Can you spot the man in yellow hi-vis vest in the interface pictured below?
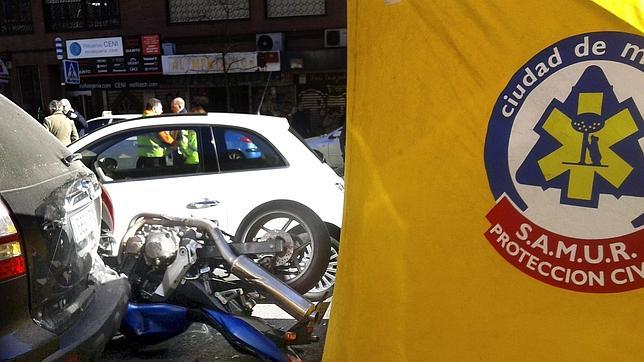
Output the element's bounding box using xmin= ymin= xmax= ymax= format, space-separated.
xmin=137 ymin=98 xmax=176 ymax=168
xmin=178 ymin=129 xmax=199 ymax=165
xmin=325 ymin=1 xmax=642 ymax=361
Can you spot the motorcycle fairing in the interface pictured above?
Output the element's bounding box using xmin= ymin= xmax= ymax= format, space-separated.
xmin=202 ymin=308 xmax=288 ymax=362
xmin=119 ymin=302 xmax=288 ymax=362
xmin=120 ymin=302 xmax=190 ymax=345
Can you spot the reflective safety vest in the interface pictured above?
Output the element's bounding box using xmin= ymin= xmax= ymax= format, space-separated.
xmin=179 ymin=130 xmax=199 ymax=165
xmin=137 ymin=134 xmax=166 ymax=157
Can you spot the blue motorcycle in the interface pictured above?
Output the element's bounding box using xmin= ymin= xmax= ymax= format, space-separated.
xmin=106 ymin=213 xmax=329 ymax=361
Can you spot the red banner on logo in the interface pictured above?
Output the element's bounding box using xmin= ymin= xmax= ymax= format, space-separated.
xmin=142 ymin=35 xmax=160 ymax=56
xmin=485 ymin=196 xmax=643 ymax=293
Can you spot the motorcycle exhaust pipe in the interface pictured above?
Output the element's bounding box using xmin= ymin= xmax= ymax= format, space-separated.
xmin=123 ymin=214 xmax=316 ymax=321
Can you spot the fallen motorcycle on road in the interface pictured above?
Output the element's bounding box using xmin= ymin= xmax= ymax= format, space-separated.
xmin=101 ymin=213 xmax=329 ymax=361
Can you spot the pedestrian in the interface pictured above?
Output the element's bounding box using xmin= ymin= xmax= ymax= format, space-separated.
xmin=60 ymin=98 xmax=88 ymax=136
xmin=143 ymin=97 xmax=163 ymax=117
xmin=322 ymin=107 xmax=340 ymax=134
xmin=43 ymin=100 xmax=79 ymax=146
xmin=191 ymin=105 xmax=207 ymax=114
xmin=261 ymin=96 xmax=278 ymax=116
xmin=289 ymin=102 xmax=311 ymax=138
xmin=170 ymin=97 xmax=188 ymax=114
xmin=136 ymin=98 xmax=176 ymax=168
xmin=309 ymin=100 xmax=325 ymax=136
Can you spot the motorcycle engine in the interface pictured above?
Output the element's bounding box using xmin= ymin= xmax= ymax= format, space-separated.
xmin=143 ymin=230 xmax=180 ymax=266
xmin=121 ymin=224 xmax=197 ymax=300
xmin=122 ymin=224 xmax=184 ymax=268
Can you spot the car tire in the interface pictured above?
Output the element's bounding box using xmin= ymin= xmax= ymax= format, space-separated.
xmin=304 ymin=236 xmax=339 ymax=301
xmin=228 ymin=151 xmax=244 ymax=160
xmin=234 ymin=200 xmax=331 ymax=294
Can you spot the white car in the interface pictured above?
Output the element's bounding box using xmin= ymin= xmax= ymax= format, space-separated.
xmin=85 ymin=114 xmax=140 ymax=135
xmin=69 ymin=113 xmax=342 ymax=299
xmin=305 ymin=127 xmax=344 ymax=174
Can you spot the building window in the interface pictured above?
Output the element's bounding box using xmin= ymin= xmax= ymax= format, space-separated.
xmin=266 ymin=0 xmax=325 ymax=18
xmin=168 ymin=0 xmax=250 ymax=23
xmin=0 ymin=0 xmax=33 ymax=34
xmin=43 ymin=0 xmax=120 ymax=32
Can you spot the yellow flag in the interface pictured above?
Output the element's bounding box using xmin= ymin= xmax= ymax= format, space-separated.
xmin=325 ymin=1 xmax=643 ymax=361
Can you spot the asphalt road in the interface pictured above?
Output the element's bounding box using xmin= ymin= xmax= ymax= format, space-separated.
xmin=100 ymin=303 xmax=330 ymax=361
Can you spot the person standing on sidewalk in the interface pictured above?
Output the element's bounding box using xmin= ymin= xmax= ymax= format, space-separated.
xmin=60 ymin=98 xmax=88 ymax=136
xmin=43 ymin=100 xmax=79 ymax=146
xmin=290 ymin=102 xmax=311 ymax=138
xmin=170 ymin=97 xmax=188 ymax=114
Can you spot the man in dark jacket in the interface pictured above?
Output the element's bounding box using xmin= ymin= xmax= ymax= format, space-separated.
xmin=171 ymin=97 xmax=188 ymax=114
xmin=60 ymin=98 xmax=88 ymax=136
xmin=290 ymin=102 xmax=311 ymax=138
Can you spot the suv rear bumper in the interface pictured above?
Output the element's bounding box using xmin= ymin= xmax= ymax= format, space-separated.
xmin=45 ymin=278 xmax=131 ymax=361
xmin=0 ymin=278 xmax=130 ymax=361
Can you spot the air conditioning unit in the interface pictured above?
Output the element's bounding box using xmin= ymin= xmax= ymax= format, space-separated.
xmin=325 ymin=28 xmax=347 ymax=48
xmin=256 ymin=33 xmax=284 ymax=52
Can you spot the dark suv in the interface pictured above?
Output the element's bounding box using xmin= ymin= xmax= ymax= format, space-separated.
xmin=0 ymin=95 xmax=129 ymax=360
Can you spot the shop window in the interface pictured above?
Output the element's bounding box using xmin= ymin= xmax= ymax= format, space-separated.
xmin=168 ymin=0 xmax=249 ymax=23
xmin=18 ymin=65 xmax=42 ymax=120
xmin=43 ymin=0 xmax=120 ymax=32
xmin=0 ymin=0 xmax=33 ymax=34
xmin=266 ymin=0 xmax=325 ymax=18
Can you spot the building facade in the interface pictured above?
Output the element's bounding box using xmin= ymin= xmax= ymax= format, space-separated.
xmin=0 ymin=0 xmax=346 ymax=133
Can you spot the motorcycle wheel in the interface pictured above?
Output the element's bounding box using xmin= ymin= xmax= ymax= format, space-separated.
xmin=234 ymin=200 xmax=331 ymax=294
xmin=304 ymin=236 xmax=339 ymax=301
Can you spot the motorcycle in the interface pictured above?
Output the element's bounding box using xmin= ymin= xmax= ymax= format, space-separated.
xmin=102 ymin=212 xmax=329 ymax=361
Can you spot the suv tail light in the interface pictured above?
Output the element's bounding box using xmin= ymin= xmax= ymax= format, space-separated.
xmin=100 ymin=184 xmax=114 ymax=227
xmin=0 ymin=199 xmax=26 ymax=281
xmin=240 ymin=136 xmax=252 ymax=143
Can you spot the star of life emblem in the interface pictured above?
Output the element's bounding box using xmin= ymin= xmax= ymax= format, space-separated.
xmin=483 ymin=32 xmax=643 ymax=293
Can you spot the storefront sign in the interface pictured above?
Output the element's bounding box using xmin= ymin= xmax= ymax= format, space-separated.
xmin=142 ymin=35 xmax=161 ymax=55
xmin=77 ymin=35 xmax=162 ymax=77
xmin=162 ymin=51 xmax=280 ymax=75
xmin=66 ymin=36 xmax=124 ymax=59
xmin=73 ymin=78 xmax=161 ymax=90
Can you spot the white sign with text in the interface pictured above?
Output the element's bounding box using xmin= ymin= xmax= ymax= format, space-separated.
xmin=66 ymin=37 xmax=124 ymax=59
xmin=162 ymin=51 xmax=280 ymax=75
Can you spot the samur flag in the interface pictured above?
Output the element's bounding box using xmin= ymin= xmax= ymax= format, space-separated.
xmin=324 ymin=1 xmax=643 ymax=361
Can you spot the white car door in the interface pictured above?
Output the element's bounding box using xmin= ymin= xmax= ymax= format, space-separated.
xmin=103 ymin=174 xmax=229 ymax=242
xmin=80 ymin=126 xmax=229 ymax=242
xmin=199 ymin=125 xmax=303 ymax=235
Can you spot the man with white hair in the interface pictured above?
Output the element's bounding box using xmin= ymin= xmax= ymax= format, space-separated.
xmin=60 ymin=98 xmax=88 ymax=136
xmin=43 ymin=100 xmax=79 ymax=145
xmin=170 ymin=97 xmax=188 ymax=114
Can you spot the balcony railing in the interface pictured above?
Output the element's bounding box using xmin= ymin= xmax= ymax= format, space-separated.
xmin=266 ymin=0 xmax=325 ymax=18
xmin=168 ymin=0 xmax=250 ymax=23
